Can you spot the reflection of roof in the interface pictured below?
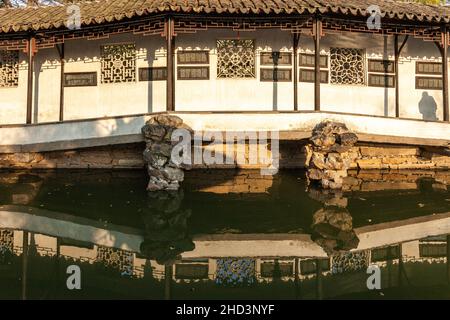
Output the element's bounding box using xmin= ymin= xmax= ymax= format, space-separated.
xmin=1 ymin=0 xmax=450 ymax=34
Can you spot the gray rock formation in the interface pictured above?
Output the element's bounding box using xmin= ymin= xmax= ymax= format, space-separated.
xmin=142 ymin=115 xmax=191 ymax=191
xmin=305 ymin=121 xmax=358 ymax=189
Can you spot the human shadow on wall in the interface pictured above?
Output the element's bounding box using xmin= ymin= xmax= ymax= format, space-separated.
xmin=418 ymin=91 xmax=438 ymax=121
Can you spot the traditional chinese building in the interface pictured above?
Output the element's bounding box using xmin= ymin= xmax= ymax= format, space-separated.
xmin=0 ymin=0 xmax=449 ymax=169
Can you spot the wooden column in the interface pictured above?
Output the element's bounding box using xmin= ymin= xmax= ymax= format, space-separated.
xmin=56 ymin=43 xmax=65 ymax=122
xmin=394 ymin=35 xmax=408 ymax=118
xmin=447 ymin=235 xmax=450 ymax=284
xmin=314 ymin=18 xmax=322 ymax=111
xmin=26 ymin=36 xmax=36 ymax=124
xmin=293 ymin=34 xmax=300 ymax=111
xmin=22 ymin=231 xmax=29 ymax=300
xmin=166 ymin=17 xmax=175 ymax=112
xmin=164 ymin=264 xmax=173 ymax=300
xmin=394 ymin=35 xmax=400 ymax=118
xmin=442 ymin=27 xmax=449 ymax=122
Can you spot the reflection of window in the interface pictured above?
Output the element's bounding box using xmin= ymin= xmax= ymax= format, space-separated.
xmin=217 ymin=39 xmax=255 ymax=78
xmin=96 ymin=246 xmax=134 ymax=274
xmin=330 ymin=48 xmax=365 ymax=85
xmin=419 ymin=243 xmax=447 ymax=257
xmin=299 ymin=53 xmax=329 ymax=83
xmin=101 ymin=43 xmax=136 ymax=83
xmin=368 ymin=60 xmax=395 ymax=88
xmin=260 ymin=261 xmax=293 ymax=277
xmin=371 ymin=245 xmax=400 ymax=262
xmin=0 ymin=50 xmax=19 ymax=88
xmin=175 ymin=263 xmax=209 ymax=279
xmin=416 ymin=61 xmax=443 ymax=90
xmin=300 ymin=258 xmax=330 ymax=275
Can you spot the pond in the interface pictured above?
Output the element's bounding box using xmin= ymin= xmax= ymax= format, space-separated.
xmin=0 ymin=169 xmax=449 ymax=299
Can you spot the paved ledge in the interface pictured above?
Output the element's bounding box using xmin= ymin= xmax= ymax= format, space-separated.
xmin=0 ymin=112 xmax=448 ymax=153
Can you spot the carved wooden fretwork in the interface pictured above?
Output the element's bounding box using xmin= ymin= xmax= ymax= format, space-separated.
xmin=217 ymin=39 xmax=255 ymax=79
xmin=330 ymin=47 xmax=365 ymax=85
xmin=101 ymin=43 xmax=136 ymax=83
xmin=0 ymin=50 xmax=19 ymax=87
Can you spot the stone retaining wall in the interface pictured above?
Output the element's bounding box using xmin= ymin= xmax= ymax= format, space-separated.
xmin=0 ymin=141 xmax=448 ymax=171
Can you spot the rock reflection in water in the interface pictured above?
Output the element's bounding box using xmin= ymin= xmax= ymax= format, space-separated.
xmin=308 ymin=187 xmax=359 ymax=256
xmin=140 ymin=189 xmax=195 ymax=266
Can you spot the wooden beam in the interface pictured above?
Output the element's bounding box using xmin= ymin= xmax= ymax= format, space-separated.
xmin=443 ymin=28 xmax=449 ymax=122
xmin=293 ymin=34 xmax=300 ymax=111
xmin=26 ymin=36 xmax=35 ymax=124
xmin=56 ymin=43 xmax=65 ymax=122
xmin=166 ymin=17 xmax=175 ymax=112
xmin=314 ymin=18 xmax=322 ymax=111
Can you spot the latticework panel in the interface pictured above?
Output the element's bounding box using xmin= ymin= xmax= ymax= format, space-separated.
xmin=96 ymin=246 xmax=134 ymax=274
xmin=330 ymin=47 xmax=365 ymax=85
xmin=331 ymin=251 xmax=369 ymax=274
xmin=0 ymin=50 xmax=19 ymax=87
xmin=217 ymin=39 xmax=255 ymax=79
xmin=0 ymin=230 xmax=14 ymax=253
xmin=101 ymin=43 xmax=136 ymax=83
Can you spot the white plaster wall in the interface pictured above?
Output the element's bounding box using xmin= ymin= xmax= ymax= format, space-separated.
xmin=63 ymin=33 xmax=167 ymax=120
xmin=0 ymin=30 xmax=448 ymax=124
xmin=34 ymin=48 xmax=61 ymax=123
xmin=175 ymin=29 xmax=294 ymax=111
xmin=0 ymin=52 xmax=28 ymax=125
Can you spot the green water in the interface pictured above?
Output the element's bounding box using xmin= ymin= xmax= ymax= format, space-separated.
xmin=0 ymin=169 xmax=449 ymax=299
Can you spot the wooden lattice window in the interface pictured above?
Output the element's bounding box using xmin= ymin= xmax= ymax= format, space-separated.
xmin=299 ymin=69 xmax=328 ymax=83
xmin=299 ymin=53 xmax=328 ymax=68
xmin=368 ymin=59 xmax=395 ymax=88
xmin=217 ymin=39 xmax=255 ymax=79
xmin=101 ymin=43 xmax=136 ymax=83
xmin=260 ymin=52 xmax=292 ymax=82
xmin=260 ymin=52 xmax=292 ymax=66
xmin=416 ymin=61 xmax=442 ymax=75
xmin=260 ymin=68 xmax=292 ymax=82
xmin=139 ymin=67 xmax=167 ymax=81
xmin=178 ymin=66 xmax=209 ymax=80
xmin=416 ymin=76 xmax=443 ymax=90
xmin=299 ymin=53 xmax=329 ymax=84
xmin=0 ymin=50 xmax=19 ymax=88
xmin=177 ymin=50 xmax=210 ymax=80
xmin=416 ymin=61 xmax=443 ymax=90
xmin=177 ymin=51 xmax=209 ymax=64
xmin=330 ymin=48 xmax=365 ymax=85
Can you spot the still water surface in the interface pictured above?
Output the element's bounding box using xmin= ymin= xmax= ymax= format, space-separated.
xmin=0 ymin=169 xmax=449 ymax=299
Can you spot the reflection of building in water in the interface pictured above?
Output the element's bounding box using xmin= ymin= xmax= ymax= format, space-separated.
xmin=0 ymin=229 xmax=148 ymax=278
